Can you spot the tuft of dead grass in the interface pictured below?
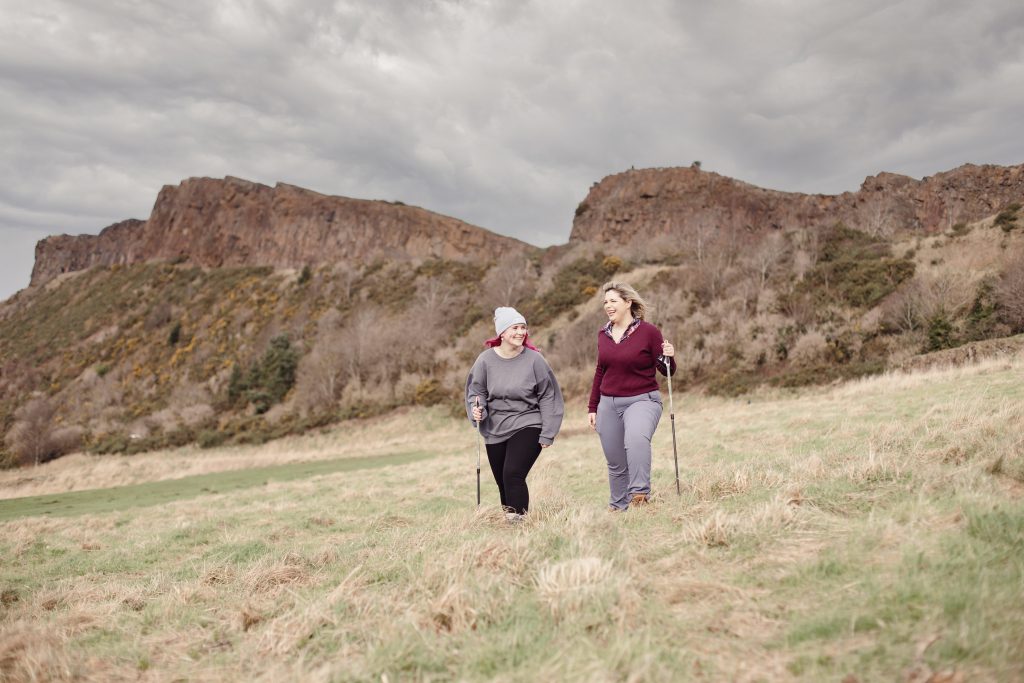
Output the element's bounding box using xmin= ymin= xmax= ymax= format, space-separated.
xmin=0 ymin=626 xmax=76 ymax=683
xmin=536 ymin=557 xmax=617 ymax=618
xmin=243 ymin=560 xmax=311 ymax=594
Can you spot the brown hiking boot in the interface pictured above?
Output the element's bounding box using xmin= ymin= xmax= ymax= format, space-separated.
xmin=629 ymin=493 xmax=649 ymax=507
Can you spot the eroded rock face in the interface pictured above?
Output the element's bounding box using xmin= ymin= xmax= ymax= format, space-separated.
xmin=31 ymin=177 xmax=532 ymax=286
xmin=569 ymin=163 xmax=1024 ymax=246
xmin=30 ymin=164 xmax=1024 ymax=287
xmin=32 ymin=219 xmax=147 ymax=284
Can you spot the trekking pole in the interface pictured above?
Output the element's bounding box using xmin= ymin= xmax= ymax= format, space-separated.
xmin=473 ymin=396 xmax=482 ymax=507
xmin=665 ymin=357 xmax=681 ymax=496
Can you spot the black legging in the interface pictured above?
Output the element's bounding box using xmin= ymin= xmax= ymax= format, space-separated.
xmin=485 ymin=427 xmax=542 ymax=515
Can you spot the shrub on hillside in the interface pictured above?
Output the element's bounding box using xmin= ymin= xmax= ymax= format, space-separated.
xmin=994 ymin=203 xmax=1021 ymax=233
xmin=4 ymin=396 xmax=81 ymax=466
xmin=925 ymin=314 xmax=956 ymax=352
xmin=365 ymin=265 xmax=417 ymax=311
xmin=788 ymin=330 xmax=828 ymax=366
xmin=996 ymin=256 xmax=1024 ymax=333
xmin=167 ymin=321 xmax=182 ymax=346
xmin=413 ymin=378 xmax=448 ymax=406
xmin=88 ymin=422 xmax=203 ymax=455
xmin=802 ymin=223 xmax=915 ymax=309
xmin=962 ymin=279 xmax=1008 ymax=342
xmin=773 ymin=287 xmax=817 ymax=327
xmin=227 ymin=335 xmax=299 ymax=414
xmin=950 ymin=221 xmax=971 ymax=237
xmin=197 ymin=429 xmax=228 ymax=449
xmin=705 ymin=366 xmax=761 ymax=397
xmin=415 ymin=259 xmax=488 ymax=286
xmin=526 ymin=253 xmax=625 ymax=325
xmin=769 ymin=358 xmax=886 ymax=390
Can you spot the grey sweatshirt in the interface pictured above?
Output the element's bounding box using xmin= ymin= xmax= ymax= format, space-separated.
xmin=465 ymin=348 xmax=564 ymax=446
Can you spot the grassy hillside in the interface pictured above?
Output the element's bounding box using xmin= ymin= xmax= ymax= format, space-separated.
xmin=1 ymin=357 xmax=1022 ymax=681
xmin=1 ymin=210 xmax=1023 ymax=464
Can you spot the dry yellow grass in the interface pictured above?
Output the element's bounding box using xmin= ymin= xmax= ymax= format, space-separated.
xmin=1 ymin=353 xmax=1023 ymax=681
xmin=0 ymin=407 xmax=463 ymax=499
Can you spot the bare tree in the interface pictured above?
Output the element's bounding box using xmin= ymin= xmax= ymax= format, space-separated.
xmin=882 ymin=282 xmax=925 ymax=333
xmin=482 ymin=256 xmax=537 ymax=310
xmin=4 ymin=396 xmax=79 ymax=466
xmin=691 ymin=218 xmax=715 ymax=265
xmin=416 ymin=277 xmax=459 ymax=317
xmin=924 ymin=273 xmax=974 ymax=319
xmin=945 ymin=192 xmax=956 ymax=231
xmin=339 ymin=308 xmax=376 ymax=386
xmin=749 ymin=232 xmax=788 ymax=291
xmin=295 ymin=310 xmax=348 ymax=409
xmin=369 ymin=312 xmax=423 ymax=400
xmin=719 ymin=222 xmax=744 ymax=269
xmin=882 ymin=274 xmax=975 ymax=333
xmin=693 ymin=248 xmax=735 ymax=304
xmin=790 ymin=228 xmax=822 ymax=278
xmin=864 ymin=199 xmax=894 ymax=238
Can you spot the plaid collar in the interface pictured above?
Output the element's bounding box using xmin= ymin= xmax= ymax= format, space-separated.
xmin=602 ymin=317 xmax=641 ymax=342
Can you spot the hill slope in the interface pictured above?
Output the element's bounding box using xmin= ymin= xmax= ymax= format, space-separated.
xmin=1 ymin=358 xmax=1022 ymax=680
xmin=2 ymin=167 xmax=1023 ymax=464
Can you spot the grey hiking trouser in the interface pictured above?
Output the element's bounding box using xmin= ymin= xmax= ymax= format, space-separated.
xmin=596 ymin=391 xmax=663 ymax=510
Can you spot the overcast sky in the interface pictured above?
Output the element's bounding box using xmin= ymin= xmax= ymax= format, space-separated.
xmin=2 ymin=0 xmax=1023 ymax=300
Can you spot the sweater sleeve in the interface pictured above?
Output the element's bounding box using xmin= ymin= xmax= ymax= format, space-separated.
xmin=651 ymin=324 xmax=677 ymax=376
xmin=534 ymin=356 xmax=565 ymax=446
xmin=464 ymin=355 xmax=489 ymax=423
xmin=587 ymin=331 xmax=605 ymax=413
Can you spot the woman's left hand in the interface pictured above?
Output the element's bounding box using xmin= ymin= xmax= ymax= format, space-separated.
xmin=662 ymin=340 xmax=675 ymax=357
xmin=540 ymin=443 xmax=549 ymax=448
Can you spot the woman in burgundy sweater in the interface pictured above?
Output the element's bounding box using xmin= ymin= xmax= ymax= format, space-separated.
xmin=588 ymin=281 xmax=676 ymax=510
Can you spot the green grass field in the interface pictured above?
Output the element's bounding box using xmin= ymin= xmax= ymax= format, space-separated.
xmin=0 ymin=451 xmax=433 ymax=522
xmin=1 ymin=358 xmax=1023 ymax=681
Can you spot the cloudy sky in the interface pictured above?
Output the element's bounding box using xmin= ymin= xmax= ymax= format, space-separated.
xmin=2 ymin=0 xmax=1023 ymax=300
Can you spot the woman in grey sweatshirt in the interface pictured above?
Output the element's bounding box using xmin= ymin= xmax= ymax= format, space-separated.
xmin=465 ymin=307 xmax=564 ymax=521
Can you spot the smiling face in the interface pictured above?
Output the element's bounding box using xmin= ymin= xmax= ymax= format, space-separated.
xmin=603 ymin=290 xmax=632 ymax=325
xmin=501 ymin=323 xmax=529 ymax=348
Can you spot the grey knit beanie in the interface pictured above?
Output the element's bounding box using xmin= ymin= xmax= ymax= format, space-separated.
xmin=494 ymin=307 xmax=527 ymax=335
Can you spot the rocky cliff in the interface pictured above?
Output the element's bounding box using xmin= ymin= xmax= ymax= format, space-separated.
xmin=32 ymin=164 xmax=1024 ymax=288
xmin=31 ymin=177 xmax=532 ymax=286
xmin=570 ymin=163 xmax=1024 ymax=245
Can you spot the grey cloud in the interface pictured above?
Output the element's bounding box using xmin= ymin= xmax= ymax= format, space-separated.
xmin=1 ymin=0 xmax=1023 ymax=299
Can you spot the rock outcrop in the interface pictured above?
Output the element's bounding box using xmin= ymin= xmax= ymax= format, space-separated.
xmin=31 ymin=164 xmax=1024 ymax=287
xmin=570 ymin=163 xmax=1024 ymax=245
xmin=31 ymin=177 xmax=532 ymax=286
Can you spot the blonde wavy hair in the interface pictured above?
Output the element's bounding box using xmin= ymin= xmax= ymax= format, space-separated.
xmin=601 ymin=281 xmax=650 ymax=321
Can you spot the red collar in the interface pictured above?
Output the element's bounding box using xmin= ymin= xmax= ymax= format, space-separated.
xmin=602 ymin=317 xmax=641 ymax=342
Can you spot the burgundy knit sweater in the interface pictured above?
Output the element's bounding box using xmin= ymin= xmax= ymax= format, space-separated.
xmin=587 ymin=320 xmax=677 ymax=412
